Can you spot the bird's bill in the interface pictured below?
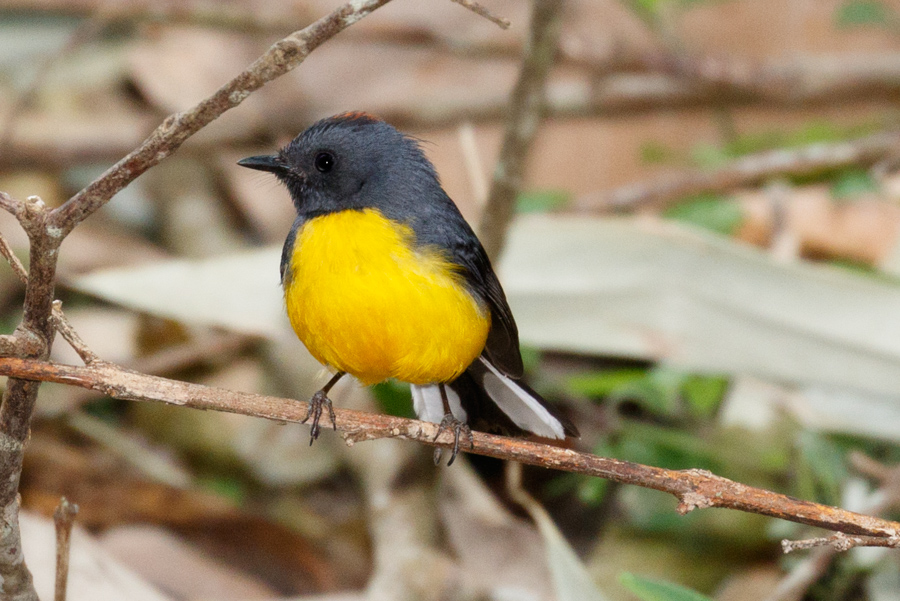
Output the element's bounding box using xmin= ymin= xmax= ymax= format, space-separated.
xmin=237 ymin=154 xmax=286 ymax=174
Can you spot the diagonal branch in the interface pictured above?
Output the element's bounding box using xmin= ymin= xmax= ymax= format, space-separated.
xmin=0 ymin=356 xmax=898 ymax=543
xmin=579 ymin=129 xmax=900 ymax=213
xmin=48 ymin=0 xmax=395 ymax=238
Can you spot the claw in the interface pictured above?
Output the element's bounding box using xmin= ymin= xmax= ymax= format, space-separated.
xmin=432 ymin=413 xmax=473 ymax=466
xmin=302 ymin=389 xmax=336 ymax=444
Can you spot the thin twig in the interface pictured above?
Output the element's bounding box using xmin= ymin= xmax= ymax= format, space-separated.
xmin=765 ymin=457 xmax=900 ymax=601
xmin=0 ymin=192 xmax=25 ymax=225
xmin=1 ymin=230 xmax=101 ymax=363
xmin=479 ymin=0 xmax=563 ymax=261
xmin=0 ymin=3 xmax=402 ymax=598
xmin=0 ymin=357 xmax=899 ymax=541
xmin=53 ymin=497 xmax=78 ymax=601
xmin=0 ymin=230 xmax=28 ymax=285
xmin=48 ymin=0 xmax=397 ymax=239
xmin=450 ymin=0 xmax=511 ymax=29
xmin=782 ymin=532 xmax=900 ymax=553
xmin=578 ymin=130 xmax=900 ymax=213
xmin=49 ymin=301 xmax=100 ymax=365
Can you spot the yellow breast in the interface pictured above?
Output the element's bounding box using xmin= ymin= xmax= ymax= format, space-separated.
xmin=284 ymin=208 xmax=490 ymax=386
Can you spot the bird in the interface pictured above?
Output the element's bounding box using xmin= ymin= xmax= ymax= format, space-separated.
xmin=238 ymin=112 xmax=578 ymax=464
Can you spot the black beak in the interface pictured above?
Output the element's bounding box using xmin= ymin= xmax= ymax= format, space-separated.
xmin=237 ymin=154 xmax=286 ymax=174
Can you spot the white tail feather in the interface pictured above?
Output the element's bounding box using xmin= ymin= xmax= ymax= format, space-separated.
xmin=411 ymin=384 xmax=466 ymax=424
xmin=478 ymin=358 xmax=566 ymax=439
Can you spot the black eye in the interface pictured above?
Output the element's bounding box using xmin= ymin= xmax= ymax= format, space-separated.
xmin=314 ymin=152 xmax=334 ymax=173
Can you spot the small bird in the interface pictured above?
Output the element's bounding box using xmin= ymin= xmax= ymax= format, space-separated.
xmin=239 ymin=112 xmax=577 ymax=464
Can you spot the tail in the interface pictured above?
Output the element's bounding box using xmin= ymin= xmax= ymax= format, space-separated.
xmin=411 ymin=357 xmax=579 ymax=439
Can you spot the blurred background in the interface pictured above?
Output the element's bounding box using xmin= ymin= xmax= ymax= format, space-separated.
xmin=3 ymin=0 xmax=900 ymax=599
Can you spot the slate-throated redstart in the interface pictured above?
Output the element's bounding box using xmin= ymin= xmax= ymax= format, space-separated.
xmin=239 ymin=112 xmax=578 ymax=464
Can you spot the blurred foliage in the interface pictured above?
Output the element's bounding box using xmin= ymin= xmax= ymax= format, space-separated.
xmin=834 ymin=0 xmax=896 ymax=28
xmin=5 ymin=1 xmax=900 ymax=599
xmin=691 ymin=120 xmax=880 ymax=168
xmin=620 ymin=572 xmax=714 ymax=601
xmin=517 ymin=189 xmax=570 ymax=213
xmin=564 ymin=367 xmax=730 ymax=420
xmin=197 ymin=474 xmax=248 ymax=506
xmin=371 ymin=380 xmax=415 ymax=419
xmin=663 ymin=194 xmax=743 ymax=236
xmin=795 ymin=431 xmax=849 ymax=507
xmin=829 ymin=168 xmax=880 ymax=200
xmin=625 ymin=0 xmax=724 ymax=26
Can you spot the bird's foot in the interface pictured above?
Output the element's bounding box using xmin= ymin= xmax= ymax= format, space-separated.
xmin=302 ymin=389 xmax=337 ymax=444
xmin=432 ymin=413 xmax=473 ymax=466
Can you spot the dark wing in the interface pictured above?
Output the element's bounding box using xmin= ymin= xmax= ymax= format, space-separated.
xmin=383 ymin=161 xmax=524 ymax=377
xmin=449 ymin=234 xmax=524 ymax=379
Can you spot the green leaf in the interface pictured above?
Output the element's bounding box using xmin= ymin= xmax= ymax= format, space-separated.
xmin=565 ymin=368 xmax=648 ymax=398
xmin=566 ymin=368 xmax=727 ymax=419
xmin=577 ymin=475 xmax=610 ymax=505
xmin=664 ymin=195 xmax=744 ymax=236
xmin=835 ymin=0 xmax=892 ymax=27
xmin=609 ymin=368 xmax=686 ymax=416
xmin=620 ymin=572 xmax=714 ymax=601
xmin=519 ymin=345 xmax=542 ymax=373
xmin=197 ymin=476 xmax=246 ymax=505
xmin=681 ymin=375 xmax=729 ymax=418
xmin=615 ymin=422 xmax=720 ymax=472
xmin=690 ymin=143 xmax=732 ymax=168
xmin=627 ymin=0 xmax=664 ymax=20
xmin=797 ymin=431 xmax=848 ymax=504
xmin=516 ymin=190 xmax=569 ymax=214
xmin=640 ymin=141 xmax=675 ymax=164
xmin=371 ymin=380 xmax=415 ymax=419
xmin=830 ymin=167 xmax=879 ymax=199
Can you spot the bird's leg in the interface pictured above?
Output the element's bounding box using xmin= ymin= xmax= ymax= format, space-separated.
xmin=303 ymin=371 xmax=345 ymax=444
xmin=432 ymin=383 xmax=473 ymax=466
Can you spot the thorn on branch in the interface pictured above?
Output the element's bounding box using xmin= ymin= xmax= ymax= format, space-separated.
xmin=6 ymin=194 xmax=54 ymax=239
xmin=677 ymin=491 xmax=714 ymax=514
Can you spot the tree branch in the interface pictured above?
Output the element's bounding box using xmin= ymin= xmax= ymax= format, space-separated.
xmin=0 ymin=356 xmax=898 ymax=543
xmin=0 ymin=2 xmax=406 ymax=597
xmin=782 ymin=532 xmax=900 ymax=553
xmin=578 ymin=130 xmax=900 ymax=213
xmin=47 ymin=0 xmax=396 ymax=239
xmin=478 ymin=0 xmax=563 ymax=261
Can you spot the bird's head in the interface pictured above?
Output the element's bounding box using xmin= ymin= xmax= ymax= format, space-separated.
xmin=238 ymin=112 xmax=438 ymax=217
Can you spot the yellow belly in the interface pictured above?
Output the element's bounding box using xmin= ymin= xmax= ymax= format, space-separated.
xmin=284 ymin=208 xmax=490 ymax=386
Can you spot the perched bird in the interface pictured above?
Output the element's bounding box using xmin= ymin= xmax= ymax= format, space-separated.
xmin=239 ymin=112 xmax=577 ymax=464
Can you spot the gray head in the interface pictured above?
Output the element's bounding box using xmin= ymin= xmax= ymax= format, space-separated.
xmin=237 ymin=112 xmax=442 ymax=219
